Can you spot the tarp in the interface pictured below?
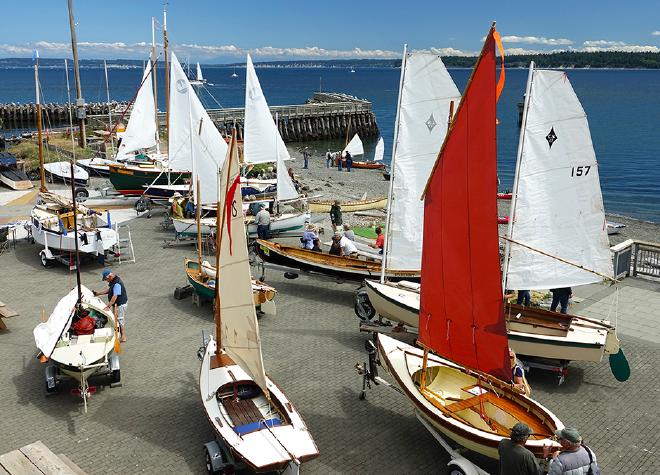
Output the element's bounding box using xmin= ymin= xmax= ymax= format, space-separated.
xmin=33 ymin=286 xmax=93 ymax=357
xmin=0 ymin=152 xmax=17 ymax=167
xmin=504 ymin=67 xmax=613 ymax=289
xmin=384 ymin=52 xmax=461 ymax=271
xmin=418 ymin=27 xmax=510 ymax=382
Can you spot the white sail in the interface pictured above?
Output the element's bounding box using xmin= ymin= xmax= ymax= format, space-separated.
xmin=505 ymin=67 xmax=613 ymax=290
xmin=276 ymin=146 xmax=298 ymax=202
xmin=168 ymin=52 xmax=227 ymax=203
xmin=342 ymin=134 xmax=364 ymax=157
xmin=384 ymin=51 xmax=461 ymax=271
xmin=196 ymin=62 xmax=204 ymax=81
xmin=116 ymin=64 xmax=157 ymax=160
xmin=374 ymin=137 xmax=384 ymax=161
xmin=218 ymin=136 xmax=268 ymax=395
xmin=243 ymin=54 xmax=291 ymax=164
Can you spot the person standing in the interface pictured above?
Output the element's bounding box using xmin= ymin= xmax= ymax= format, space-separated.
xmin=517 ymin=290 xmax=531 ymax=306
xmin=337 ymin=151 xmax=343 ymax=171
xmin=330 ymin=200 xmax=342 ymax=232
xmin=303 ymin=147 xmax=311 ymax=169
xmin=369 ymin=226 xmax=385 ymax=254
xmin=546 ymin=428 xmax=601 ymax=475
xmin=255 ymin=203 xmax=271 ymax=240
xmin=342 ymin=223 xmax=355 ymax=241
xmin=325 ymin=149 xmax=333 ymax=168
xmin=550 ymin=287 xmax=572 ymax=314
xmin=498 ymin=423 xmax=543 ymax=475
xmin=94 ymin=269 xmax=128 ymax=342
xmin=345 ymin=150 xmax=353 ymax=172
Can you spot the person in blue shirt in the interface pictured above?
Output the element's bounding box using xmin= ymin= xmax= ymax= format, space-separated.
xmin=93 ymin=268 xmax=129 ymax=342
xmin=300 ymin=224 xmax=318 ymax=250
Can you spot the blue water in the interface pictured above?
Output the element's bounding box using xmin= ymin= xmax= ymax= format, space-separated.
xmin=1 ymin=65 xmax=659 ymax=222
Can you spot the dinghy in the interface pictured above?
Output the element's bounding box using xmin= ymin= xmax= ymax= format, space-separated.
xmin=341 ymin=133 xmax=384 ymax=169
xmin=363 ymin=46 xmax=461 ymax=326
xmin=370 ymin=25 xmax=563 ymax=461
xmin=308 ymin=197 xmax=387 ymax=213
xmin=43 ymin=161 xmax=89 ymax=187
xmin=0 ymin=152 xmax=33 ymax=190
xmin=198 ymin=132 xmax=318 ymax=472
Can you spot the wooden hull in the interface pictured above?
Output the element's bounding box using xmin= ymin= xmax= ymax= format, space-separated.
xmin=199 ymin=338 xmax=318 ymax=472
xmin=0 ymin=168 xmax=33 ymax=190
xmin=184 ymin=259 xmax=276 ymax=306
xmin=377 ymin=334 xmax=561 ymax=460
xmin=308 ymin=197 xmax=388 ymax=213
xmin=340 ymin=159 xmax=385 ymax=170
xmin=363 ymin=279 xmax=419 ymax=327
xmin=256 ymin=240 xmax=418 ymax=282
xmin=108 ymin=164 xmax=190 ymax=196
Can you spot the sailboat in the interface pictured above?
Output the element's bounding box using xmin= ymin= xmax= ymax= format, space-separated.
xmin=373 ymin=136 xmax=384 ymax=162
xmin=231 ymin=66 xmax=238 ymax=78
xmin=33 ymin=78 xmax=120 ymax=411
xmin=369 ymin=24 xmax=563 ymax=460
xmin=341 ymin=132 xmax=384 ymax=170
xmin=30 ymin=56 xmax=118 ymax=266
xmin=190 ymin=62 xmax=207 ymax=86
xmin=198 ymin=132 xmax=318 ymax=472
xmin=501 ymin=62 xmax=625 ymax=369
xmin=362 ymin=47 xmax=461 ymax=327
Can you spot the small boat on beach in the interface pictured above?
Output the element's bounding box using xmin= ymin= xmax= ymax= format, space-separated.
xmin=341 ymin=133 xmax=385 ymax=169
xmin=43 ymin=161 xmax=89 ymax=187
xmin=308 ymin=197 xmax=387 ymax=214
xmin=0 ymin=151 xmax=33 ymax=190
xmin=198 ymin=132 xmax=318 ymax=472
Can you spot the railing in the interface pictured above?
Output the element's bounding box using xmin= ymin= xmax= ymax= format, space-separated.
xmin=610 ymin=239 xmax=660 ymax=280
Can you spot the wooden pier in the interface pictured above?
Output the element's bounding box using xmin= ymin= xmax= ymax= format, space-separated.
xmin=2 ymin=92 xmax=379 ymax=143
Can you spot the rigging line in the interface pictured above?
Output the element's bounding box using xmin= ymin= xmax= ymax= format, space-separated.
xmin=500 ymin=235 xmax=616 ymax=283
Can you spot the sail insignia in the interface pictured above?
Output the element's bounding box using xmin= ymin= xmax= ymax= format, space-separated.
xmin=425 ymin=113 xmax=437 ymax=133
xmin=546 ymin=127 xmax=558 ymax=148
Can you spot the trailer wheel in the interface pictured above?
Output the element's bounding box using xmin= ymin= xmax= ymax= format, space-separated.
xmin=40 ymin=251 xmax=51 ymax=268
xmin=448 ymin=468 xmax=467 ymax=475
xmin=354 ymin=290 xmax=376 ymax=321
xmin=74 ymin=187 xmax=89 ymax=200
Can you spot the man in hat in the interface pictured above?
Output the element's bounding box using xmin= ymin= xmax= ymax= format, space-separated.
xmin=93 ymin=269 xmax=128 ymax=342
xmin=255 ymin=203 xmax=271 ymax=240
xmin=498 ymin=422 xmax=543 ymax=475
xmin=547 ymin=428 xmax=600 ymax=475
xmin=171 ymin=192 xmax=184 ymax=219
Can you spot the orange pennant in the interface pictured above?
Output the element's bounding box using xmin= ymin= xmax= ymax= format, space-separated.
xmin=493 ymin=29 xmax=506 ymax=102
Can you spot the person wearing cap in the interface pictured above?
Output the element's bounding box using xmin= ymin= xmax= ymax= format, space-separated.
xmin=255 ymin=204 xmax=271 ymax=240
xmin=171 ymin=192 xmax=184 ymax=219
xmin=93 ymin=269 xmax=128 ymax=342
xmin=498 ymin=422 xmax=543 ymax=475
xmin=546 ymin=428 xmax=600 ymax=475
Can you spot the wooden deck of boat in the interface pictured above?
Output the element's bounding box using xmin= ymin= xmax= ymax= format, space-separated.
xmin=0 ymin=441 xmax=87 ymax=475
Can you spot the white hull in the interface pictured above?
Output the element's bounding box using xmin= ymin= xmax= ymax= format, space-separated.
xmin=44 ymin=162 xmax=89 ymax=185
xmin=199 ymin=338 xmax=318 ymax=472
xmin=377 ymin=334 xmax=561 ymax=460
xmin=0 ymin=170 xmax=33 ymax=190
xmin=366 ymin=283 xmax=617 ymax=363
xmin=174 ymin=212 xmax=310 ymax=237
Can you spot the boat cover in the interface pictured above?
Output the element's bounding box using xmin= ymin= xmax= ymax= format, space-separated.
xmin=0 ymin=152 xmax=17 ymax=167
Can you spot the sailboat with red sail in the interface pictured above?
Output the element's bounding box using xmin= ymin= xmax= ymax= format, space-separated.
xmin=374 ymin=24 xmax=563 ymax=460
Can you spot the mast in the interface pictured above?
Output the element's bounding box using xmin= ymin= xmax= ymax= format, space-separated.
xmin=380 ymin=44 xmax=408 ymax=283
xmin=163 ymin=7 xmax=170 ymax=141
xmin=103 ymin=59 xmax=114 ymax=156
xmin=501 ymin=61 xmax=534 ymax=292
xmin=67 ymin=0 xmax=86 ymax=149
xmin=65 ymin=58 xmax=82 ymax=303
xmin=151 ymin=17 xmax=161 ymax=154
xmin=34 ymin=52 xmax=46 ymax=192
xmin=196 ymin=178 xmax=202 ymax=264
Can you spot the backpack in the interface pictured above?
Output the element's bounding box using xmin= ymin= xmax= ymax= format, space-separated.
xmin=583 ymin=444 xmax=601 ymax=475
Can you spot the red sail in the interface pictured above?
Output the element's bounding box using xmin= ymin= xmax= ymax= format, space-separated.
xmin=418 ymin=26 xmax=510 ymax=381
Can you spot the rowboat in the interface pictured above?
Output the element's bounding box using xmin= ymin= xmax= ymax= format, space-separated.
xmin=198 ymin=130 xmax=318 ymax=472
xmin=0 ymin=151 xmax=33 ymax=190
xmin=172 ymin=211 xmax=310 ymax=238
xmin=308 ymin=197 xmax=387 ymax=213
xmin=366 ymin=25 xmax=563 ymax=461
xmin=340 ymin=159 xmax=385 ymax=170
xmin=256 ymin=239 xmax=418 ymax=281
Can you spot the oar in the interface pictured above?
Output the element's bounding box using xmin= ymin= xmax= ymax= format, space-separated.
xmin=609 ymin=348 xmax=630 ymax=382
xmin=113 ymin=304 xmax=121 ymax=354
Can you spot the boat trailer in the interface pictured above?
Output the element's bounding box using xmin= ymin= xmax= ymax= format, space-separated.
xmin=518 ymin=356 xmax=570 ymax=386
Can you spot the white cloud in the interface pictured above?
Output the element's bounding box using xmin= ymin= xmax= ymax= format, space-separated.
xmin=582 ymin=40 xmax=660 ymax=53
xmin=652 ymin=31 xmax=660 ymax=36
xmin=583 ymin=40 xmax=627 ymax=47
xmin=500 ymin=35 xmax=573 ymax=46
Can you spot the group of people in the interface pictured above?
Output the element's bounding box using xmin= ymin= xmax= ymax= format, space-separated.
xmin=324 ymin=149 xmax=353 ymax=172
xmin=499 ymin=423 xmax=600 ymax=475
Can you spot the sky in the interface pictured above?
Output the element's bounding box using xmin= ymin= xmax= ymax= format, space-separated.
xmin=0 ymin=0 xmax=659 ymax=62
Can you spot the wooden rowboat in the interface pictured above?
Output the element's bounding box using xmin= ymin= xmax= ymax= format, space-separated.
xmin=308 ymin=197 xmax=387 ymax=213
xmin=340 ymin=159 xmax=385 ymax=170
xmin=256 ymin=239 xmax=418 ymax=282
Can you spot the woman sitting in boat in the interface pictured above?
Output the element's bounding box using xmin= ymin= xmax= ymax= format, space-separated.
xmin=510 ymin=349 xmax=531 ymax=396
xmin=300 ymin=224 xmax=319 ymax=250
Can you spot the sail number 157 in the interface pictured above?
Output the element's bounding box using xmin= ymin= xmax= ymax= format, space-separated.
xmin=571 ymin=166 xmax=591 ymax=177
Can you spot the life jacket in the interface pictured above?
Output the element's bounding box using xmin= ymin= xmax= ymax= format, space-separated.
xmin=108 ymin=275 xmax=128 ymax=306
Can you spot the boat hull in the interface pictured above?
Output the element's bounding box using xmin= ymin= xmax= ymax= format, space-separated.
xmin=363 ymin=279 xmax=419 ymax=327
xmin=199 ymin=338 xmax=318 ymax=472
xmin=309 ymin=197 xmax=387 ymax=214
xmin=376 ymin=334 xmax=561 ymax=460
xmin=174 ymin=212 xmax=310 ymax=238
xmin=256 ymin=240 xmax=418 ymax=282
xmin=0 ymin=168 xmax=33 ymax=190
xmin=108 ymin=164 xmax=190 ymax=196
xmin=340 ymin=159 xmax=385 ymax=170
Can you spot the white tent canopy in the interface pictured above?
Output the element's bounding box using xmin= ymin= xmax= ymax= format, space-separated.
xmin=168 ymin=52 xmax=227 ymax=204
xmin=116 ymin=63 xmax=157 ymax=160
xmin=504 ymin=65 xmax=613 ymax=290
xmin=383 ymin=51 xmax=461 ymax=272
xmin=342 ymin=134 xmax=364 ymax=157
xmin=243 ymin=54 xmax=291 ymax=165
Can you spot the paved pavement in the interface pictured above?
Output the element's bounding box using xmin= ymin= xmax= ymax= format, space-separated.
xmin=0 ymin=210 xmax=658 ymax=474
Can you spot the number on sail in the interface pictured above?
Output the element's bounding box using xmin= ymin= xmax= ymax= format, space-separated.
xmin=571 ymin=165 xmax=591 ymax=177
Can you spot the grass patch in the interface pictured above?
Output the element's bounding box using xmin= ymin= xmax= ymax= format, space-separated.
xmin=353 ymin=225 xmax=384 ymax=239
xmin=10 ymin=134 xmax=95 ymax=170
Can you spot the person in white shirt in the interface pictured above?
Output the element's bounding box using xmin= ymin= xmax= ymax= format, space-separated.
xmin=338 ymin=233 xmax=358 ymax=257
